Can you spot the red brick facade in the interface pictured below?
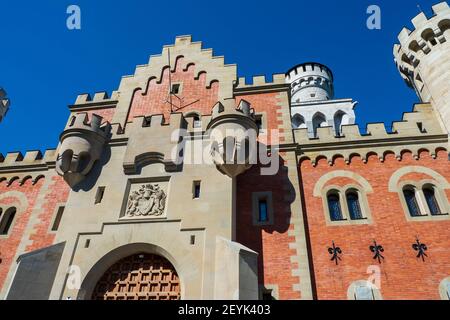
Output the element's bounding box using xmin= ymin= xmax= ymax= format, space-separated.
xmin=299 ymin=150 xmax=450 ymax=300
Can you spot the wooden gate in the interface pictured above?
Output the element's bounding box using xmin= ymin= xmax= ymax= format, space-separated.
xmin=92 ymin=253 xmax=181 ymax=300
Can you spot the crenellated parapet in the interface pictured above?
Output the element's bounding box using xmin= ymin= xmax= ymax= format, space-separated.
xmin=393 ymin=1 xmax=450 ymax=134
xmin=207 ymin=98 xmax=258 ymax=178
xmin=295 ymin=103 xmax=448 ymax=166
xmin=122 ymin=112 xmax=188 ymax=174
xmin=0 ymin=87 xmax=10 ymax=123
xmin=56 ymin=113 xmax=112 ymax=187
xmin=0 ymin=149 xmax=57 ymax=172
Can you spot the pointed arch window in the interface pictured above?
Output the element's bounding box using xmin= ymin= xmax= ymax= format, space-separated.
xmin=327 ymin=192 xmax=343 ymax=221
xmin=0 ymin=207 xmax=17 ymax=235
xmin=312 ymin=113 xmax=327 ymax=137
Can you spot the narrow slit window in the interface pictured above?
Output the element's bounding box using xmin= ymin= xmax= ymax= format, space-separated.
xmin=193 ymin=181 xmax=201 ymax=199
xmin=51 ymin=206 xmax=65 ymax=231
xmin=423 ymin=187 xmax=442 ymax=215
xmin=258 ymin=199 xmax=268 ymax=222
xmin=95 ymin=186 xmax=106 ymax=204
xmin=0 ymin=207 xmax=17 ymax=235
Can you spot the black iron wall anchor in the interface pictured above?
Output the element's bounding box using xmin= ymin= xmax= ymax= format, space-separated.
xmin=370 ymin=240 xmax=385 ymax=263
xmin=328 ymin=241 xmax=342 ymax=265
xmin=413 ymin=237 xmax=428 ymax=262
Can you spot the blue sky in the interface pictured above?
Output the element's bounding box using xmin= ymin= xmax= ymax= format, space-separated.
xmin=0 ymin=0 xmax=438 ymax=154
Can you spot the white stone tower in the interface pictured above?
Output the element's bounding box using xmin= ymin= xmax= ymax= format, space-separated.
xmin=286 ymin=62 xmax=356 ymax=138
xmin=394 ymin=1 xmax=450 ymax=135
xmin=0 ymin=87 xmax=9 ymax=123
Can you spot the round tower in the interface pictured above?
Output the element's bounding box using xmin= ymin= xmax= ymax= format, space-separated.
xmin=285 ymin=62 xmax=334 ymax=103
xmin=393 ymin=1 xmax=450 ymax=134
xmin=0 ymin=87 xmax=10 ymax=123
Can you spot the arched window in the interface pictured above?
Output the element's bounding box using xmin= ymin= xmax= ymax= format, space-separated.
xmin=292 ymin=114 xmax=306 ymax=129
xmin=403 ymin=187 xmax=421 ymax=217
xmin=327 ymin=192 xmax=343 ymax=221
xmin=312 ymin=113 xmax=327 ymax=137
xmin=423 ymin=186 xmax=442 ymax=216
xmin=0 ymin=207 xmax=17 ymax=235
xmin=346 ymin=191 xmax=363 ymax=220
xmin=333 ymin=111 xmax=350 ymax=136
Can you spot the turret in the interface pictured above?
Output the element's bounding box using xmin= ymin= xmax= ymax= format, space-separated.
xmin=0 ymin=87 xmax=10 ymax=123
xmin=393 ymin=1 xmax=450 ymax=135
xmin=56 ymin=113 xmax=111 ymax=187
xmin=285 ymin=62 xmax=334 ymax=103
xmin=286 ymin=63 xmax=356 ymax=138
xmin=207 ymin=98 xmax=258 ymax=178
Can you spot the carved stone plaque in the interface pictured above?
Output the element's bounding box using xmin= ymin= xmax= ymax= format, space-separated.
xmin=123 ymin=182 xmax=168 ymax=219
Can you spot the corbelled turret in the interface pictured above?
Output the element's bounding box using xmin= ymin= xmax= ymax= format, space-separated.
xmin=393 ymin=1 xmax=450 ymax=135
xmin=207 ymin=98 xmax=258 ymax=178
xmin=56 ymin=113 xmax=111 ymax=187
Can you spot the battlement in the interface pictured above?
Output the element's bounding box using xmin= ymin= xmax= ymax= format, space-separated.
xmin=0 ymin=149 xmax=57 ymax=172
xmin=393 ymin=2 xmax=450 ymax=87
xmin=72 ymin=91 xmax=119 ymax=106
xmin=295 ymin=103 xmax=443 ymax=143
xmin=295 ymin=103 xmax=448 ymax=165
xmin=234 ymin=74 xmax=287 ymax=89
xmin=0 ymin=87 xmax=10 ymax=122
xmin=64 ymin=113 xmax=112 ymax=138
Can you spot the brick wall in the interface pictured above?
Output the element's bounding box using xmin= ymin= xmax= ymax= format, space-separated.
xmin=0 ymin=178 xmax=45 ymax=289
xmin=299 ymin=150 xmax=450 ymax=300
xmin=127 ymin=57 xmax=219 ymax=123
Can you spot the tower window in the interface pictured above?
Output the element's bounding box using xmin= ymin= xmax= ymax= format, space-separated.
xmin=258 ymin=199 xmax=268 ymax=222
xmin=403 ymin=187 xmax=421 ymax=217
xmin=423 ymin=187 xmax=442 ymax=215
xmin=51 ymin=206 xmax=65 ymax=231
xmin=346 ymin=191 xmax=363 ymax=220
xmin=193 ymin=181 xmax=201 ymax=199
xmin=327 ymin=192 xmax=343 ymax=221
xmin=0 ymin=207 xmax=17 ymax=235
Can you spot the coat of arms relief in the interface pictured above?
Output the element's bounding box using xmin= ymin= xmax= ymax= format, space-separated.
xmin=125 ymin=183 xmax=167 ymax=218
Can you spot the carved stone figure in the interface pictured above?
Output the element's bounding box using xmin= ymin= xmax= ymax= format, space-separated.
xmin=125 ymin=184 xmax=167 ymax=217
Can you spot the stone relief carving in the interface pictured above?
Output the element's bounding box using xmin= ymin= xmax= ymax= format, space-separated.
xmin=125 ymin=183 xmax=167 ymax=218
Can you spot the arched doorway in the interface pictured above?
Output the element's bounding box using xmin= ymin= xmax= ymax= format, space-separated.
xmin=91 ymin=253 xmax=181 ymax=300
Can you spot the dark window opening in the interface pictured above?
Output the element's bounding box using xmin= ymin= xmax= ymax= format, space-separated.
xmin=51 ymin=206 xmax=65 ymax=231
xmin=193 ymin=181 xmax=201 ymax=199
xmin=190 ymin=235 xmax=195 ymax=245
xmin=346 ymin=192 xmax=363 ymax=220
xmin=171 ymin=84 xmax=181 ymax=95
xmin=95 ymin=186 xmax=106 ymax=204
xmin=403 ymin=188 xmax=421 ymax=217
xmin=258 ymin=199 xmax=268 ymax=222
xmin=0 ymin=207 xmax=17 ymax=235
xmin=328 ymin=193 xmax=343 ymax=221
